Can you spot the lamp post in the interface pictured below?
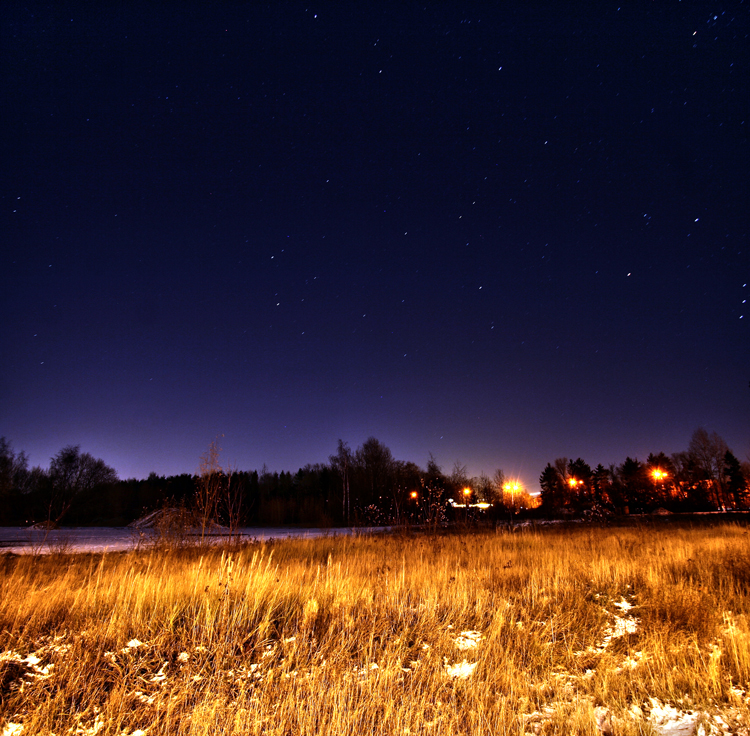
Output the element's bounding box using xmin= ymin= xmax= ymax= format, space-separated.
xmin=503 ymin=481 xmax=520 ymax=514
xmin=463 ymin=487 xmax=471 ymax=524
xmin=503 ymin=480 xmax=523 ymax=527
xmin=568 ymin=477 xmax=581 ymax=498
xmin=506 ymin=482 xmax=520 ymax=507
xmin=650 ymin=468 xmax=669 ymax=506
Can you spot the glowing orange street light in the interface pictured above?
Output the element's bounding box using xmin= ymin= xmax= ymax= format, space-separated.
xmin=503 ymin=481 xmax=521 ymax=515
xmin=651 ymin=469 xmax=668 ymax=482
xmin=461 ymin=487 xmax=472 ymax=521
xmin=568 ymin=478 xmax=580 ymax=488
xmin=410 ymin=491 xmax=418 ymax=499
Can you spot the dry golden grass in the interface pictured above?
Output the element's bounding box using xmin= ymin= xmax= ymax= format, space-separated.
xmin=1 ymin=523 xmax=750 ymax=735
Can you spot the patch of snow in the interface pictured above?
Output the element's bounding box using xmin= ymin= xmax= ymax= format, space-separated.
xmin=597 ymin=614 xmax=639 ymax=651
xmin=444 ymin=659 xmax=478 ymax=679
xmin=150 ymin=662 xmax=168 ymax=683
xmin=612 ymin=615 xmax=639 ymax=637
xmin=710 ymin=713 xmax=729 ymax=730
xmin=454 ymin=630 xmax=483 ymax=650
xmin=614 ymin=651 xmax=644 ymax=672
xmin=1 ymin=648 xmax=55 ymax=684
xmin=71 ymin=715 xmax=105 ymax=735
xmin=613 ymin=597 xmax=635 ymax=612
xmin=133 ymin=690 xmax=155 ymax=705
xmin=648 ymin=699 xmax=700 ymax=736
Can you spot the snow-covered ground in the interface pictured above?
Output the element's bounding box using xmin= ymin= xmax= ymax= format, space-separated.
xmin=0 ymin=526 xmax=381 ymax=555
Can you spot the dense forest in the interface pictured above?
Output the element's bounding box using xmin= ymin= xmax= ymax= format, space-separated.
xmin=0 ymin=429 xmax=747 ymax=527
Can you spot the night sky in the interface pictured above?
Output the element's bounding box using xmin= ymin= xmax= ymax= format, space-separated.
xmin=2 ymin=3 xmax=748 ymax=491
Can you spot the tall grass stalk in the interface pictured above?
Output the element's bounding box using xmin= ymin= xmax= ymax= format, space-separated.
xmin=1 ymin=523 xmax=749 ymax=734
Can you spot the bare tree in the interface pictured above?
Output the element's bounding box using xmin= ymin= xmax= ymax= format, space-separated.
xmin=47 ymin=445 xmax=118 ymax=526
xmin=553 ymin=457 xmax=569 ymax=482
xmin=0 ymin=438 xmax=29 ymax=492
xmin=195 ymin=439 xmax=223 ymax=544
xmin=490 ymin=468 xmax=506 ymax=506
xmin=474 ymin=473 xmax=492 ymax=503
xmin=450 ymin=460 xmax=469 ymax=496
xmin=354 ymin=437 xmax=394 ymax=511
xmin=416 ymin=477 xmax=448 ymax=532
xmin=669 ymin=451 xmax=694 ymax=504
xmin=329 ymin=439 xmax=353 ymax=525
xmin=688 ymin=428 xmax=730 ymax=509
xmin=194 ymin=440 xmax=249 ymax=543
xmin=221 ymin=463 xmax=245 ymax=542
xmin=0 ymin=438 xmax=32 ymax=524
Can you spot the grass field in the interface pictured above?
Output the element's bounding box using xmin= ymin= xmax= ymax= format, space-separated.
xmin=2 ymin=523 xmax=750 ymax=735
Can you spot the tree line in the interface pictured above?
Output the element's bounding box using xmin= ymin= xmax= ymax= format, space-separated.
xmin=0 ymin=429 xmax=747 ymax=527
xmin=0 ymin=436 xmax=534 ymax=528
xmin=539 ymin=429 xmax=749 ymax=515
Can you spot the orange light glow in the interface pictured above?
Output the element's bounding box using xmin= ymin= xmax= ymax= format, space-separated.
xmin=410 ymin=491 xmax=418 ymax=499
xmin=651 ymin=469 xmax=668 ymax=481
xmin=463 ymin=487 xmax=471 ymax=496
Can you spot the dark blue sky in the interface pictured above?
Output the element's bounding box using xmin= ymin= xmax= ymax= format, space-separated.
xmin=2 ymin=2 xmax=748 ymax=491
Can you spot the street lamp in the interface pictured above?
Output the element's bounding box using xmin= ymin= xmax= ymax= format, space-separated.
xmin=503 ymin=481 xmax=521 ymax=513
xmin=650 ymin=468 xmax=669 ymax=505
xmin=462 ymin=487 xmax=471 ymax=523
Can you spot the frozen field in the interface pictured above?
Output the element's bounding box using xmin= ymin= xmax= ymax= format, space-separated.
xmin=0 ymin=526 xmax=369 ymax=554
